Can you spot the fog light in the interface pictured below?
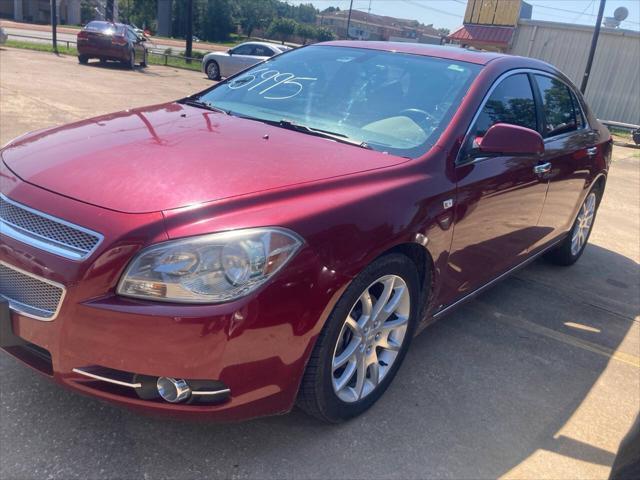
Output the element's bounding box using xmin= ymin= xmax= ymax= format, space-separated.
xmin=157 ymin=377 xmax=191 ymax=403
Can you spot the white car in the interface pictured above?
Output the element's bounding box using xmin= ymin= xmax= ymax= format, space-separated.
xmin=201 ymin=41 xmax=291 ymax=80
xmin=0 ymin=27 xmax=8 ymax=45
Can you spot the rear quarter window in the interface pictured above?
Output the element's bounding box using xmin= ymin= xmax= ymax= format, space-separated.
xmin=535 ymin=75 xmax=579 ymax=138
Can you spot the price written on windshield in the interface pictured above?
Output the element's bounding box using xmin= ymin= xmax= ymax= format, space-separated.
xmin=227 ymin=68 xmax=317 ymax=100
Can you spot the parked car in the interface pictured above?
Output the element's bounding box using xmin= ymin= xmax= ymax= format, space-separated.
xmin=0 ymin=42 xmax=611 ymax=423
xmin=77 ymin=20 xmax=147 ymax=69
xmin=201 ymin=41 xmax=291 ymax=80
xmin=0 ymin=27 xmax=7 ymax=45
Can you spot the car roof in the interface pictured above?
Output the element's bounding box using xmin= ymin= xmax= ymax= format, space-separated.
xmin=318 ymin=41 xmax=510 ymax=65
xmin=84 ymin=20 xmax=128 ymax=29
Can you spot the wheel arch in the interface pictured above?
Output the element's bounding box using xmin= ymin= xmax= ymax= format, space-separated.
xmin=371 ymin=241 xmax=436 ymax=321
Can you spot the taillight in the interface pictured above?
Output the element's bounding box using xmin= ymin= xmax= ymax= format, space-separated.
xmin=112 ymin=35 xmax=127 ymax=46
xmin=77 ymin=31 xmax=89 ymax=41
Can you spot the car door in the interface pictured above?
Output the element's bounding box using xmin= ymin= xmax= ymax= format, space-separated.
xmin=443 ymin=72 xmax=551 ymax=302
xmin=225 ymin=44 xmax=261 ymax=76
xmin=528 ymin=74 xmax=601 ymax=252
xmin=126 ymin=27 xmax=143 ymax=62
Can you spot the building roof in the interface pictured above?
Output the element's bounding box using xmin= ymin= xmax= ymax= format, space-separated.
xmin=447 ymin=24 xmax=515 ymax=47
xmin=319 ymin=41 xmax=505 ymax=65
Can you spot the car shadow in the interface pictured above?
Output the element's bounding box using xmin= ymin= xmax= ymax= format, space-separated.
xmin=0 ymin=243 xmax=637 ymax=479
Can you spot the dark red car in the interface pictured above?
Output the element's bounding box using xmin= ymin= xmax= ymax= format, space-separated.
xmin=0 ymin=42 xmax=611 ymax=423
xmin=77 ymin=21 xmax=147 ymax=69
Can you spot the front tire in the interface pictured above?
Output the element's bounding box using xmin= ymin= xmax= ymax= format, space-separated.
xmin=205 ymin=60 xmax=220 ymax=80
xmin=297 ymin=253 xmax=421 ymax=423
xmin=547 ymin=187 xmax=601 ymax=266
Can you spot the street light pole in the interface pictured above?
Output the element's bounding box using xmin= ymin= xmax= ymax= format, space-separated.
xmin=346 ymin=0 xmax=354 ymax=40
xmin=580 ymin=0 xmax=606 ymax=94
xmin=50 ymin=0 xmax=58 ymax=53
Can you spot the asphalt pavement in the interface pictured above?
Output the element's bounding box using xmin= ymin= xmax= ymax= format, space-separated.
xmin=0 ymin=47 xmax=638 ymax=480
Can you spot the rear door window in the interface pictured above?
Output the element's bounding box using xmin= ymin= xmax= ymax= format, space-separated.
xmin=254 ymin=46 xmax=275 ymax=57
xmin=535 ymin=75 xmax=580 ymax=138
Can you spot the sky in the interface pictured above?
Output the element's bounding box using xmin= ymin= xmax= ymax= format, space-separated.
xmin=290 ymin=0 xmax=640 ymax=32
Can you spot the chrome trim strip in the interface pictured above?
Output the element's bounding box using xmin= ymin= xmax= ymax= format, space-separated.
xmin=191 ymin=389 xmax=231 ymax=396
xmin=0 ymin=260 xmax=67 ymax=321
xmin=432 ymin=236 xmax=565 ymax=319
xmin=0 ymin=193 xmax=104 ymax=261
xmin=72 ymin=368 xmax=143 ymax=388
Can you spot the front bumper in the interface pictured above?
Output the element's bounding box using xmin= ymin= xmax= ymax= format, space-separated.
xmin=0 ymin=175 xmax=349 ymax=421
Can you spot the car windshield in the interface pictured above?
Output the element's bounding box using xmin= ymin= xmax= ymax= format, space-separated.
xmin=196 ymin=45 xmax=480 ymax=157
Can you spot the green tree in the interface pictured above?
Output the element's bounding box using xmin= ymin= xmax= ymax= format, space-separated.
xmin=315 ymin=27 xmax=336 ymax=42
xmin=267 ymin=17 xmax=297 ymax=44
xmin=437 ymin=28 xmax=450 ymax=36
xmin=295 ymin=3 xmax=317 ymax=24
xmin=236 ymin=0 xmax=277 ymax=38
xmin=295 ymin=22 xmax=316 ymax=44
xmin=201 ymin=0 xmax=235 ymax=42
xmin=118 ymin=0 xmax=157 ymax=31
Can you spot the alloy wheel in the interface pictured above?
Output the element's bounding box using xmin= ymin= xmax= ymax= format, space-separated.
xmin=331 ymin=274 xmax=410 ymax=403
xmin=571 ymin=192 xmax=597 ymax=256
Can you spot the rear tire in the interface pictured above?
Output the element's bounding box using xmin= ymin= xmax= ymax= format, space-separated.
xmin=546 ymin=186 xmax=601 ymax=266
xmin=297 ymin=253 xmax=421 ymax=423
xmin=78 ymin=55 xmax=88 ymax=64
xmin=99 ymin=57 xmax=106 ymax=65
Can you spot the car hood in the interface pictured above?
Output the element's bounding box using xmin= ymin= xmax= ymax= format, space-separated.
xmin=1 ymin=103 xmax=407 ymax=213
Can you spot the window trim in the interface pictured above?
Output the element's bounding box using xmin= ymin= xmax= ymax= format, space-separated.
xmin=456 ymin=68 xmax=540 ymax=166
xmin=531 ymin=72 xmax=590 ymax=142
xmin=456 ymin=68 xmax=590 ymax=166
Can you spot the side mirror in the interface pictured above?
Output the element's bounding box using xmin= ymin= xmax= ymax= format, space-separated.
xmin=227 ymin=49 xmax=234 ymax=56
xmin=478 ymin=123 xmax=544 ymax=156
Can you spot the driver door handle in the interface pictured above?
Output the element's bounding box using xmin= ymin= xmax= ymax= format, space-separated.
xmin=533 ymin=162 xmax=552 ymax=175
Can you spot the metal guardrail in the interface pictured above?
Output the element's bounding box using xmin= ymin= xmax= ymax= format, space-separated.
xmin=7 ymin=32 xmax=77 ymax=49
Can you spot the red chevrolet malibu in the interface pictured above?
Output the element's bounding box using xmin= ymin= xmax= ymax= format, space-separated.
xmin=0 ymin=42 xmax=611 ymax=422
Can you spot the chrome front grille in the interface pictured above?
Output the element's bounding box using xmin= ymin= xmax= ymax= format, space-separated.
xmin=0 ymin=261 xmax=66 ymax=321
xmin=0 ymin=194 xmax=103 ymax=260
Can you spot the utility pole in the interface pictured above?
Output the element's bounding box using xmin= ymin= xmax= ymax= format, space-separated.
xmin=185 ymin=0 xmax=193 ymax=62
xmin=580 ymin=0 xmax=606 ymax=94
xmin=50 ymin=0 xmax=58 ymax=53
xmin=346 ymin=0 xmax=354 ymax=40
xmin=105 ymin=0 xmax=115 ymax=21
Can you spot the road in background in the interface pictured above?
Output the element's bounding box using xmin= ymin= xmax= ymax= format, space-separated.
xmin=0 ymin=20 xmax=228 ymax=53
xmin=1 ymin=47 xmax=639 ymax=480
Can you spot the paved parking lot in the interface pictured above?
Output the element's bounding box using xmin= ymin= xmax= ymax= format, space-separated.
xmin=1 ymin=47 xmax=639 ymax=479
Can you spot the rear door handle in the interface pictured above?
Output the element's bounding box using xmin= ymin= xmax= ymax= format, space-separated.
xmin=587 ymin=147 xmax=598 ymax=156
xmin=533 ymin=162 xmax=552 ymax=175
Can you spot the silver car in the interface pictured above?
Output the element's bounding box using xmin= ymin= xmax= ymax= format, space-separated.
xmin=201 ymin=42 xmax=291 ymax=80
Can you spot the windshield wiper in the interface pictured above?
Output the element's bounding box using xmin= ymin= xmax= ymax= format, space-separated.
xmin=238 ymin=116 xmax=371 ymax=149
xmin=180 ymin=98 xmax=230 ymax=115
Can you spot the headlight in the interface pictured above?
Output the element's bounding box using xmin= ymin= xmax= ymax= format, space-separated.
xmin=117 ymin=227 xmax=303 ymax=303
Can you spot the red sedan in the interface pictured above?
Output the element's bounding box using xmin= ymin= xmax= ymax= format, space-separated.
xmin=0 ymin=42 xmax=611 ymax=422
